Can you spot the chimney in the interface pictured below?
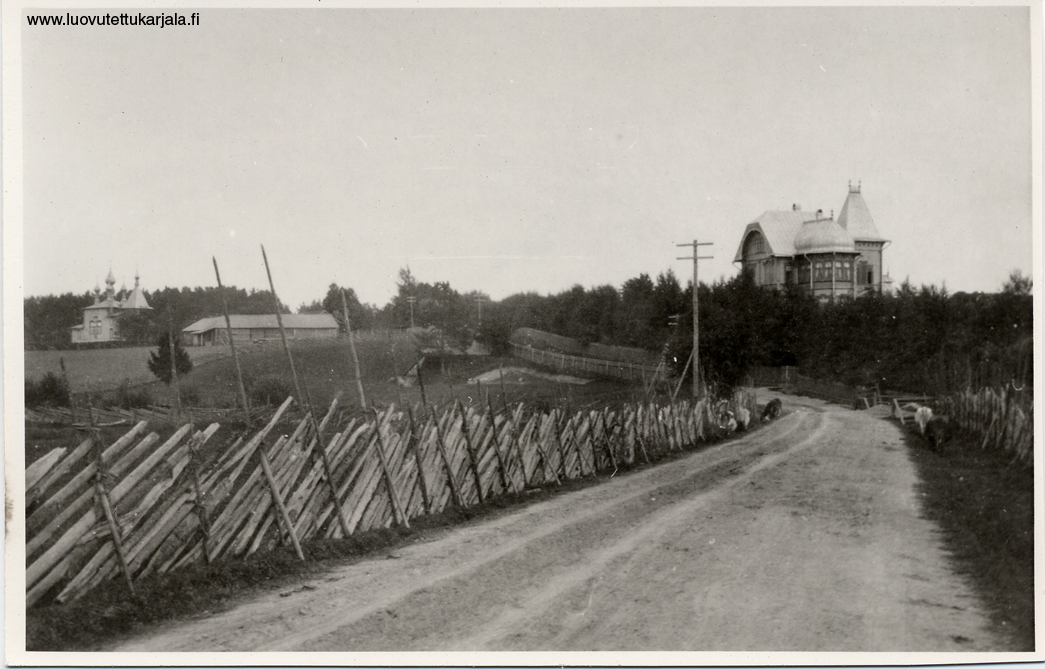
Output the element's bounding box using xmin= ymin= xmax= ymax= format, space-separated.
xmin=816 ymin=208 xmax=823 ymax=218
xmin=792 ymin=203 xmax=801 ymax=211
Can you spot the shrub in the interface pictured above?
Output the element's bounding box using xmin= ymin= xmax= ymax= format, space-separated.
xmin=25 ymin=373 xmax=70 ymax=409
xmin=178 ymin=385 xmax=202 ymax=407
xmin=249 ymin=375 xmax=294 ymax=407
xmin=115 ymin=380 xmax=152 ymax=410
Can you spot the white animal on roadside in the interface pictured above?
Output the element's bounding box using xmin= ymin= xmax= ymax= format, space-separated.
xmin=914 ymin=406 xmax=933 ymax=435
xmin=720 ymin=410 xmax=737 ymax=433
xmin=735 ymin=406 xmax=751 ymax=431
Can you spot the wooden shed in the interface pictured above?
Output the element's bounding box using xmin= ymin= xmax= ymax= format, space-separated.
xmin=181 ymin=314 xmax=339 ymax=346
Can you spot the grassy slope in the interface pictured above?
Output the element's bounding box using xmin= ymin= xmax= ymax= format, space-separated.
xmin=151 ymin=337 xmax=644 ymax=414
xmin=24 ymin=347 xmax=228 ymax=392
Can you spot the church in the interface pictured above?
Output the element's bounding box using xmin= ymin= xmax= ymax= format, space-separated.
xmin=69 ymin=269 xmax=153 ymax=344
xmin=733 ymin=182 xmax=892 ymax=300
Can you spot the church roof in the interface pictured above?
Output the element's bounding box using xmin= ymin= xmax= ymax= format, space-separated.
xmin=84 ymin=297 xmax=121 ymax=311
xmin=122 ymin=273 xmax=152 ymax=310
xmin=794 ymin=217 xmax=857 ymax=255
xmin=836 ymin=183 xmax=885 ymax=242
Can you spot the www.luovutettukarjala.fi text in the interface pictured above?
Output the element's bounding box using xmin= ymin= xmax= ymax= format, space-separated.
xmin=26 ymin=12 xmax=199 ymax=27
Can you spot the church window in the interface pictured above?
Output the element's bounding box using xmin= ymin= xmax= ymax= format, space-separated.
xmin=89 ymin=319 xmax=102 ymax=336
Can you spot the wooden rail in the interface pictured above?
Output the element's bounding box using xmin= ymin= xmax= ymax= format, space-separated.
xmin=509 ymin=343 xmax=662 ymax=382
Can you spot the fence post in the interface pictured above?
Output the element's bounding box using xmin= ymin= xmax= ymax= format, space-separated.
xmin=341 ymin=289 xmax=368 ymax=411
xmin=371 ymin=410 xmax=410 ymax=528
xmin=186 ymin=428 xmax=212 ymax=564
xmin=89 ymin=415 xmax=137 ymax=597
xmin=455 ymin=401 xmax=486 ymax=504
xmin=257 ymin=445 xmax=306 ymax=561
xmin=487 ymin=396 xmax=513 ymax=494
xmin=406 ymin=406 xmax=432 ymax=514
xmin=430 ymin=406 xmax=465 ymax=508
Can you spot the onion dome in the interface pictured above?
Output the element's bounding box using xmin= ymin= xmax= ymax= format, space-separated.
xmin=794 ymin=216 xmax=856 ymax=255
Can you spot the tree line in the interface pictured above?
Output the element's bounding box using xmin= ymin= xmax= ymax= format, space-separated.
xmin=25 ymin=267 xmax=1032 ymax=398
xmin=476 ymin=269 xmax=1032 ymax=397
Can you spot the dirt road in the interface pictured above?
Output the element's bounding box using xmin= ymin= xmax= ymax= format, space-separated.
xmin=113 ymin=392 xmax=1005 ymax=653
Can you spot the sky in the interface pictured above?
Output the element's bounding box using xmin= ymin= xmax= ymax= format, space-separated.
xmin=14 ymin=4 xmax=1039 ymax=311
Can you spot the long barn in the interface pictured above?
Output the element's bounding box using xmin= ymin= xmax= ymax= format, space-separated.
xmin=181 ymin=313 xmax=339 ymax=346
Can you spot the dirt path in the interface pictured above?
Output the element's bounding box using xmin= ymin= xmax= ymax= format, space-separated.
xmin=112 ymin=392 xmax=1005 ymax=653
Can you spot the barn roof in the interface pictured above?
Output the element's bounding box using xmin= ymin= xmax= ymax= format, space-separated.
xmin=183 ymin=313 xmax=338 ymax=334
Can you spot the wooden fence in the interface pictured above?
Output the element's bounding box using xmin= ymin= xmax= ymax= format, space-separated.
xmin=509 ymin=343 xmax=662 ymax=383
xmin=933 ymin=387 xmax=1034 ymax=466
xmin=25 ymin=404 xmax=272 ymax=428
xmin=26 ymin=390 xmax=756 ymax=608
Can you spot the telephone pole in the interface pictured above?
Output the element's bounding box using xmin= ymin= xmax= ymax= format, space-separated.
xmin=406 ymin=296 xmax=416 ymax=328
xmin=677 ymin=239 xmax=714 ymax=399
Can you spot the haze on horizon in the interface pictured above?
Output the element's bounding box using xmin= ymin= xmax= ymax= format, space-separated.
xmin=17 ymin=5 xmax=1036 ymax=311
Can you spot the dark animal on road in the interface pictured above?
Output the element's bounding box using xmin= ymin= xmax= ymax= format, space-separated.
xmin=925 ymin=415 xmax=951 ymax=452
xmin=761 ymin=398 xmax=782 ymax=421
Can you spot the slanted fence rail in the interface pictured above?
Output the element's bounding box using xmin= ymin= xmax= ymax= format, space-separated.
xmin=26 ymin=392 xmax=752 ymax=608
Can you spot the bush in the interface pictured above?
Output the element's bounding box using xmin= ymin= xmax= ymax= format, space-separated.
xmin=249 ymin=375 xmax=294 ymax=407
xmin=114 ymin=380 xmax=151 ymax=410
xmin=178 ymin=385 xmax=202 ymax=407
xmin=25 ymin=373 xmax=70 ymax=409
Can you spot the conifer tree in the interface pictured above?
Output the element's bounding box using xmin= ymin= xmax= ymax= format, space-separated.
xmin=148 ymin=333 xmax=192 ymax=384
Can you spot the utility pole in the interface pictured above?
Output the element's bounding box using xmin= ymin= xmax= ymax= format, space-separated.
xmin=677 ymin=239 xmax=714 ymax=399
xmin=474 ymin=295 xmax=485 ymax=328
xmin=406 ymin=296 xmax=416 ymax=328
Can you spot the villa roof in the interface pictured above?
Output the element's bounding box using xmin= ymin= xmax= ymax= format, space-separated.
xmin=733 ymin=210 xmax=813 ymax=262
xmin=734 ymin=183 xmax=887 ymax=261
xmin=794 ymin=217 xmax=858 ymax=255
xmin=836 ymin=184 xmax=885 ymax=242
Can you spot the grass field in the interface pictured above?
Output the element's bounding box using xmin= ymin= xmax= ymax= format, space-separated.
xmin=24 ymin=346 xmax=229 ymax=393
xmin=141 ymin=335 xmax=648 ymax=414
xmin=24 ymin=335 xmax=649 ymax=468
